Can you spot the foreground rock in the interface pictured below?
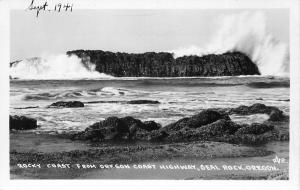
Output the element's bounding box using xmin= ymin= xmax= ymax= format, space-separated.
xmin=72 ymin=104 xmax=287 ymax=145
xmin=48 ymin=101 xmax=84 ymax=108
xmin=10 ymin=115 xmax=37 ymax=130
xmin=66 ymin=50 xmax=260 ymax=77
xmin=72 ymin=116 xmax=161 ymax=142
xmin=227 ymin=103 xmax=288 ymax=122
xmin=163 ymin=109 xmax=230 ymax=132
xmin=162 ymin=120 xmax=278 ymax=145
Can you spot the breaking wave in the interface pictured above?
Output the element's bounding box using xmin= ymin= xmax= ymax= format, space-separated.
xmin=10 ymin=12 xmax=289 ymax=79
xmin=171 ymin=12 xmax=289 ymax=76
xmin=10 ymin=54 xmax=113 ymax=80
xmin=22 ymin=87 xmax=143 ymax=101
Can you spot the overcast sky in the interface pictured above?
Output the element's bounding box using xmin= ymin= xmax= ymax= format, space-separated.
xmin=10 ymin=9 xmax=289 ymax=61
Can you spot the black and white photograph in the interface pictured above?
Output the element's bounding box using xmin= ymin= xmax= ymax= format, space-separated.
xmin=1 ymin=0 xmax=300 ymax=186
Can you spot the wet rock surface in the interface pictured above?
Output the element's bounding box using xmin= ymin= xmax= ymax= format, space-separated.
xmin=72 ymin=116 xmax=162 ymax=142
xmin=227 ymin=103 xmax=288 ymax=122
xmin=48 ymin=101 xmax=84 ymax=108
xmin=163 ymin=109 xmax=230 ymax=131
xmin=10 ymin=115 xmax=38 ymax=130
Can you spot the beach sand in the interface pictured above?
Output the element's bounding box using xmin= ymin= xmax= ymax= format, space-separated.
xmin=10 ymin=132 xmax=288 ymax=179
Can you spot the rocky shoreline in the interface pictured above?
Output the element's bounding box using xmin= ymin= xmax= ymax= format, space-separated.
xmin=67 ymin=103 xmax=288 ymax=145
xmin=9 ymin=103 xmax=289 ymax=179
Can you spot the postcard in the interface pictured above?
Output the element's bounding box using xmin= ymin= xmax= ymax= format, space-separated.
xmin=0 ymin=0 xmax=299 ymax=189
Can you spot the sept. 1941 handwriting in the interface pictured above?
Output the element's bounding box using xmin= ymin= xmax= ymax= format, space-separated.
xmin=27 ymin=0 xmax=73 ymax=17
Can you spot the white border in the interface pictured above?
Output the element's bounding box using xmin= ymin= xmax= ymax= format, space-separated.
xmin=0 ymin=0 xmax=299 ymax=190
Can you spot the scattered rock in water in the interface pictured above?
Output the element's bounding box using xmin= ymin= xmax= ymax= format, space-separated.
xmin=127 ymin=100 xmax=160 ymax=104
xmin=227 ymin=103 xmax=288 ymax=122
xmin=49 ymin=101 xmax=84 ymax=108
xmin=10 ymin=115 xmax=37 ymax=130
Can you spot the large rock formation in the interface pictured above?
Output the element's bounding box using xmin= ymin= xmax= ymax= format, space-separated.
xmin=66 ymin=50 xmax=260 ymax=77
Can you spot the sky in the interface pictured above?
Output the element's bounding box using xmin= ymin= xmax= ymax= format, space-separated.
xmin=10 ymin=9 xmax=289 ymax=61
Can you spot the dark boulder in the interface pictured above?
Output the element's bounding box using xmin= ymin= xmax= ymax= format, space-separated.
xmin=163 ymin=118 xmax=190 ymax=132
xmin=232 ymin=123 xmax=276 ymax=145
xmin=197 ymin=119 xmax=241 ymax=136
xmin=163 ymin=119 xmax=278 ymax=145
xmin=268 ymin=110 xmax=285 ymax=121
xmin=83 ymin=117 xmax=131 ymax=141
xmin=143 ymin=121 xmax=162 ymax=131
xmin=187 ymin=110 xmax=231 ymax=128
xmin=127 ymin=100 xmax=160 ymax=104
xmin=235 ymin=123 xmax=274 ymax=135
xmin=165 ymin=119 xmax=240 ymax=143
xmin=10 ymin=115 xmax=37 ymax=130
xmin=164 ymin=109 xmax=230 ymax=132
xmin=72 ymin=116 xmax=162 ymax=141
xmin=49 ymin=101 xmax=84 ymax=108
xmin=148 ymin=130 xmax=169 ymax=141
xmin=73 ymin=128 xmax=104 ymax=142
xmin=229 ymin=103 xmax=288 ymax=122
xmin=132 ymin=128 xmax=167 ymax=141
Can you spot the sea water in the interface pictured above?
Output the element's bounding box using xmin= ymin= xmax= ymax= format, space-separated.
xmin=9 ymin=76 xmax=290 ymax=134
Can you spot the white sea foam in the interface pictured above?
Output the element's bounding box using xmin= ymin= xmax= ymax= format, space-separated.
xmin=171 ymin=12 xmax=289 ymax=76
xmin=10 ymin=54 xmax=113 ymax=80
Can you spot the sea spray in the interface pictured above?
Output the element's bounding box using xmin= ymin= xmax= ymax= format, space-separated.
xmin=172 ymin=12 xmax=289 ymax=76
xmin=10 ymin=54 xmax=113 ymax=80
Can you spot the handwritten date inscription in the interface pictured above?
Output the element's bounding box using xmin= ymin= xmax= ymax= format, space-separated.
xmin=27 ymin=0 xmax=73 ymax=17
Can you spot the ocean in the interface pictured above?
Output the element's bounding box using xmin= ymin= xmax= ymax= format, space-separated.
xmin=10 ymin=76 xmax=290 ymax=135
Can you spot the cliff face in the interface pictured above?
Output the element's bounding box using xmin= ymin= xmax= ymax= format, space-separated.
xmin=66 ymin=50 xmax=260 ymax=77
